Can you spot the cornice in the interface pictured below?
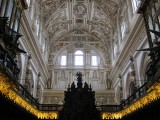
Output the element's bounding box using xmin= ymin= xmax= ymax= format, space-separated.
xmin=109 ymin=14 xmax=147 ymax=84
xmin=20 ymin=11 xmax=49 ymax=83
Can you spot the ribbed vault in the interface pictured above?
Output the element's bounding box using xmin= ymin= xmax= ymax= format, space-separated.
xmin=40 ymin=0 xmax=120 ymax=66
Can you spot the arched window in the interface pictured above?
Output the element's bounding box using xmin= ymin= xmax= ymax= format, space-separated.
xmin=75 ymin=50 xmax=83 ymax=66
xmin=132 ymin=0 xmax=140 ymax=12
xmin=121 ymin=21 xmax=126 ymax=39
xmin=42 ymin=43 xmax=45 ymax=54
xmin=36 ymin=19 xmax=40 ymax=36
xmin=26 ymin=0 xmax=30 ymax=7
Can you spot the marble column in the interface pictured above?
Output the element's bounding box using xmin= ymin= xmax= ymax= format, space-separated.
xmin=54 ymin=70 xmax=58 ymax=89
xmin=51 ymin=70 xmax=55 ymax=88
xmin=33 ymin=75 xmax=38 ymax=98
xmin=68 ymin=50 xmax=73 ymax=67
xmin=100 ymin=71 xmax=105 ymax=89
xmin=85 ymin=49 xmax=90 ymax=68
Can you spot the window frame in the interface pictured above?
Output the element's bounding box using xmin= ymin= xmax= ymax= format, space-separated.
xmin=60 ymin=55 xmax=67 ymax=66
xmin=132 ymin=0 xmax=140 ymax=12
xmin=91 ymin=55 xmax=98 ymax=66
xmin=74 ymin=50 xmax=84 ymax=66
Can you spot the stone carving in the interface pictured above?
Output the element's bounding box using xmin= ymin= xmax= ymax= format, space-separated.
xmin=95 ymin=93 xmax=115 ymax=105
xmin=47 ymin=22 xmax=68 ymax=34
xmin=42 ymin=0 xmax=66 ymax=12
xmin=96 ymin=0 xmax=118 ymax=25
xmin=93 ymin=70 xmax=98 ymax=78
xmin=75 ymin=41 xmax=83 ymax=48
xmin=73 ymin=3 xmax=87 ymax=17
xmin=43 ymin=96 xmax=64 ymax=104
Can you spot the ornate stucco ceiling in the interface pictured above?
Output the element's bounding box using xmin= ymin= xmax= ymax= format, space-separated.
xmin=40 ymin=0 xmax=120 ymax=66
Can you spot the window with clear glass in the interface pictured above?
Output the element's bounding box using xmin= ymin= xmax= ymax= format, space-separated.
xmin=132 ymin=0 xmax=140 ymax=12
xmin=75 ymin=50 xmax=83 ymax=66
xmin=5 ymin=0 xmax=14 ymax=20
xmin=61 ymin=55 xmax=67 ymax=66
xmin=121 ymin=21 xmax=125 ymax=39
xmin=36 ymin=19 xmax=39 ymax=36
xmin=92 ymin=56 xmax=98 ymax=66
xmin=13 ymin=8 xmax=21 ymax=31
xmin=26 ymin=0 xmax=30 ymax=7
xmin=0 ymin=0 xmax=7 ymax=17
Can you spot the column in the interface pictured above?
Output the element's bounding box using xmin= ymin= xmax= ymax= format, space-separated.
xmin=33 ymin=75 xmax=38 ymax=98
xmin=68 ymin=70 xmax=72 ymax=84
xmin=100 ymin=70 xmax=105 ymax=89
xmin=103 ymin=71 xmax=106 ymax=88
xmin=85 ymin=49 xmax=90 ymax=68
xmin=54 ymin=70 xmax=58 ymax=89
xmin=68 ymin=50 xmax=73 ymax=68
xmin=51 ymin=70 xmax=55 ymax=88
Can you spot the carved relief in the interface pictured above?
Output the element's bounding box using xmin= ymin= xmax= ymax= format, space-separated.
xmin=95 ymin=93 xmax=115 ymax=105
xmin=73 ymin=3 xmax=87 ymax=18
xmin=47 ymin=22 xmax=68 ymax=34
xmin=42 ymin=0 xmax=66 ymax=12
xmin=95 ymin=0 xmax=118 ymax=25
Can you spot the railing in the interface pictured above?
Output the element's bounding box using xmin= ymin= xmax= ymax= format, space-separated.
xmin=0 ymin=45 xmax=155 ymax=112
xmin=97 ymin=81 xmax=149 ymax=112
xmin=96 ymin=105 xmax=122 ymax=112
xmin=120 ymin=82 xmax=148 ymax=108
xmin=17 ymin=83 xmax=39 ymax=108
xmin=0 ymin=46 xmax=20 ymax=79
xmin=38 ymin=104 xmax=63 ymax=111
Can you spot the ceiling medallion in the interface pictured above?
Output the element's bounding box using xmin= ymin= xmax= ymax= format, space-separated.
xmin=73 ymin=3 xmax=87 ymax=18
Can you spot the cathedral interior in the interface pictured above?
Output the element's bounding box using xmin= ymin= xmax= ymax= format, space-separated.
xmin=0 ymin=0 xmax=160 ymax=119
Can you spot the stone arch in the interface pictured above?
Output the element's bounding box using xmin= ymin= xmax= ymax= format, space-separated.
xmin=129 ymin=81 xmax=136 ymax=96
xmin=139 ymin=52 xmax=150 ymax=84
xmin=126 ymin=73 xmax=135 ymax=97
xmin=53 ymin=43 xmax=106 ymax=66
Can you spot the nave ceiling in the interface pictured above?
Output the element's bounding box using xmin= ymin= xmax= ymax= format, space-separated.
xmin=39 ymin=0 xmax=120 ymax=66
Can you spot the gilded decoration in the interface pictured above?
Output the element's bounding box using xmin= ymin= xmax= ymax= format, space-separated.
xmin=0 ymin=72 xmax=58 ymax=119
xmin=1 ymin=71 xmax=160 ymax=119
xmin=102 ymin=82 xmax=160 ymax=119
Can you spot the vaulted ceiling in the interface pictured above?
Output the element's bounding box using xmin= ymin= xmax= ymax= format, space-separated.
xmin=40 ymin=0 xmax=120 ymax=66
